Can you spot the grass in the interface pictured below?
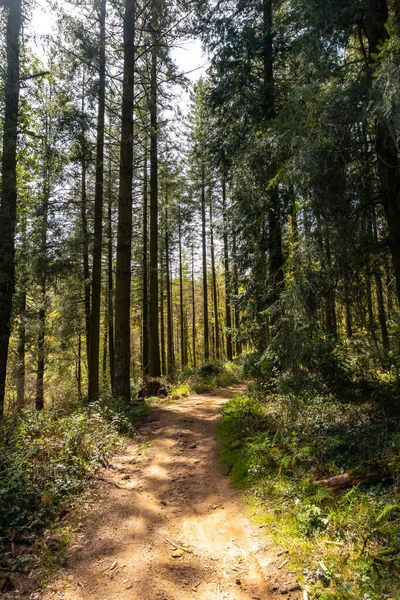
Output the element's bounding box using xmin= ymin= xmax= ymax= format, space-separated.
xmin=218 ymin=390 xmax=400 ymax=599
xmin=180 ymin=360 xmax=243 ymax=395
xmin=170 ymin=383 xmax=192 ymax=399
xmin=160 ymin=361 xmax=243 ymax=402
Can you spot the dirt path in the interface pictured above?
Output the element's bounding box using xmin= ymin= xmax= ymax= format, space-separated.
xmin=41 ymin=388 xmax=301 ymax=600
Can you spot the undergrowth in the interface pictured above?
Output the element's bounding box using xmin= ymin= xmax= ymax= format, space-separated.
xmin=218 ymin=390 xmax=400 ymax=599
xmin=173 ymin=360 xmax=242 ymax=396
xmin=0 ymin=397 xmax=149 ymax=589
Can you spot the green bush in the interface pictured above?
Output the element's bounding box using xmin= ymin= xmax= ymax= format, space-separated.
xmin=95 ymin=394 xmax=150 ymax=434
xmin=180 ymin=360 xmax=242 ymax=394
xmin=217 ymin=391 xmax=400 ymax=599
xmin=170 ymin=383 xmax=191 ymax=399
xmin=0 ymin=399 xmax=146 ymax=543
xmin=296 ymin=503 xmax=329 ymax=537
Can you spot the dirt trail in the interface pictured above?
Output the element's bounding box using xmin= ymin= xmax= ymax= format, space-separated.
xmin=41 ymin=388 xmax=301 ymax=600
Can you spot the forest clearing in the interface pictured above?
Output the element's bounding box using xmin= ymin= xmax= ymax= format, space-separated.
xmin=2 ymin=0 xmax=400 ymax=598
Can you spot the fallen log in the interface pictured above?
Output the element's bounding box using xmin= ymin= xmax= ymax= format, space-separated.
xmin=318 ymin=459 xmax=395 ymax=491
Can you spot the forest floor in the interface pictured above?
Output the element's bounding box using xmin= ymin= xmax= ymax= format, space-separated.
xmin=37 ymin=387 xmax=302 ymax=600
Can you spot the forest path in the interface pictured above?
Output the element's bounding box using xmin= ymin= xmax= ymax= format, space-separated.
xmin=41 ymin=388 xmax=301 ymax=600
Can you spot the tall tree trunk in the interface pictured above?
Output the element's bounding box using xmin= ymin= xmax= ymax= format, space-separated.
xmin=209 ymin=192 xmax=220 ymax=359
xmin=102 ymin=294 xmax=108 ymax=387
xmin=165 ymin=207 xmax=175 ymax=374
xmin=344 ymin=279 xmax=353 ymax=339
xmin=149 ymin=38 xmax=161 ymax=376
xmin=191 ymin=240 xmax=197 ymax=368
xmin=107 ymin=155 xmax=115 ymax=391
xmin=35 ymin=185 xmax=49 ymax=412
xmin=222 ymin=180 xmax=233 ymax=361
xmin=372 ymin=209 xmax=390 ymax=349
xmin=263 ymin=0 xmax=284 ymax=317
xmin=16 ymin=288 xmax=26 ymax=408
xmin=160 ymin=255 xmax=166 ymax=375
xmin=316 ymin=210 xmax=337 ymax=337
xmin=16 ymin=214 xmax=27 ymax=409
xmin=77 ymin=331 xmax=82 ymax=401
xmin=384 ymin=256 xmax=394 ymax=317
xmin=364 ymin=0 xmax=400 ymax=305
xmin=0 ymin=0 xmax=22 ymax=417
xmin=374 ymin=263 xmax=390 ymax=349
xmin=88 ymin=0 xmax=107 ymax=402
xmin=365 ymin=254 xmax=376 ymax=337
xmin=178 ymin=206 xmax=186 ymax=369
xmin=81 ymin=70 xmax=91 ymax=365
xmin=232 ymin=230 xmax=242 ymax=356
xmin=114 ymin=0 xmax=135 ymax=401
xmin=142 ymin=147 xmax=149 ymax=376
xmin=201 ymin=167 xmax=210 ymax=362
xmin=36 ymin=106 xmax=51 ymax=412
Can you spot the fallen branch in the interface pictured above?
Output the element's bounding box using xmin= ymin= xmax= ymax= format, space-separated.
xmin=318 ymin=459 xmax=394 ymax=491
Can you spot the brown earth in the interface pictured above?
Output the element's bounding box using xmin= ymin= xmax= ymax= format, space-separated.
xmin=39 ymin=388 xmax=302 ymax=600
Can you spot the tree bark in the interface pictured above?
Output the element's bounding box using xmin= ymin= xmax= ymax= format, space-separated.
xmin=191 ymin=240 xmax=197 ymax=367
xmin=142 ymin=147 xmax=149 ymax=376
xmin=113 ymin=0 xmax=135 ymax=401
xmin=16 ymin=288 xmax=26 ymax=408
xmin=232 ymin=230 xmax=241 ymax=356
xmin=363 ymin=0 xmax=400 ymax=305
xmin=222 ymin=180 xmax=233 ymax=361
xmin=209 ymin=192 xmax=220 ymax=359
xmin=102 ymin=294 xmax=108 ymax=388
xmin=372 ymin=209 xmax=390 ymax=349
xmin=107 ymin=154 xmax=115 ymax=391
xmin=16 ymin=214 xmax=27 ymax=409
xmin=160 ymin=253 xmax=166 ymax=375
xmin=0 ymin=0 xmax=22 ymax=417
xmin=88 ymin=0 xmax=107 ymax=402
xmin=365 ymin=254 xmax=376 ymax=337
xmin=165 ymin=206 xmax=175 ymax=374
xmin=178 ymin=206 xmax=187 ymax=368
xmin=77 ymin=331 xmax=82 ymax=401
xmin=80 ymin=69 xmax=91 ymax=366
xmin=36 ymin=105 xmax=51 ymax=412
xmin=35 ymin=186 xmax=49 ymax=412
xmin=263 ymin=0 xmax=284 ymax=318
xmin=149 ymin=37 xmax=161 ymax=377
xmin=201 ymin=167 xmax=210 ymax=362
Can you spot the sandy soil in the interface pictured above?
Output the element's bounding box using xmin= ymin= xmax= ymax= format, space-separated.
xmin=40 ymin=388 xmax=302 ymax=600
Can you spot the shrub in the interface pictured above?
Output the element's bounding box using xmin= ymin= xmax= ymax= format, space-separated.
xmin=170 ymin=384 xmax=191 ymax=399
xmin=180 ymin=360 xmax=243 ymax=394
xmin=0 ymin=399 xmax=146 ymax=542
xmin=296 ymin=503 xmax=329 ymax=537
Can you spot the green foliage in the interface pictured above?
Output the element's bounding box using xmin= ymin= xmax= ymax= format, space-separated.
xmin=95 ymin=394 xmax=150 ymax=435
xmin=181 ymin=360 xmax=242 ymax=395
xmin=170 ymin=383 xmax=191 ymax=399
xmin=296 ymin=504 xmax=329 ymax=537
xmin=0 ymin=400 xmax=146 ymax=544
xmin=218 ymin=390 xmax=400 ymax=599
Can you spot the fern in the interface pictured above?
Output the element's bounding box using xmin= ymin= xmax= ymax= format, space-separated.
xmin=376 ymin=504 xmax=400 ymax=523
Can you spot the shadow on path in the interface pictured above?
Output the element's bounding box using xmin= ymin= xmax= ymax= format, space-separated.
xmin=39 ymin=387 xmax=300 ymax=600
